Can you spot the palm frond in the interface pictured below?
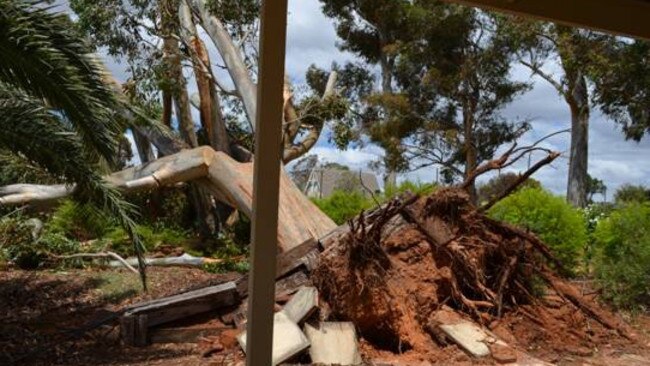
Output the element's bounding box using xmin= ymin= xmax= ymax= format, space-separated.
xmin=0 ymin=0 xmax=122 ymax=165
xmin=0 ymin=85 xmax=148 ymax=287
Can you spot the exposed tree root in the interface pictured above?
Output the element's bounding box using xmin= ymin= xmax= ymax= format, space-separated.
xmin=314 ymin=188 xmax=633 ymax=354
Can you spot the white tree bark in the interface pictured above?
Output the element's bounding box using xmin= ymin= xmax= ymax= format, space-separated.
xmin=189 ymin=0 xmax=258 ymax=125
xmin=0 ymin=147 xmax=336 ymax=252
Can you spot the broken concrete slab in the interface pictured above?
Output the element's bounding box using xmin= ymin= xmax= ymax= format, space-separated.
xmin=282 ymin=286 xmax=318 ymax=324
xmin=304 ymin=322 xmax=363 ymax=365
xmin=439 ymin=321 xmax=492 ymax=357
xmin=237 ymin=311 xmax=310 ymax=366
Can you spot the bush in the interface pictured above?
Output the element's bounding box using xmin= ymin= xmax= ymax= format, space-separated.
xmin=0 ymin=215 xmax=37 ymax=268
xmin=384 ymin=180 xmax=436 ymax=198
xmin=592 ymin=203 xmax=650 ymax=309
xmin=582 ymin=203 xmax=615 ymax=270
xmin=48 ymin=201 xmax=113 ymax=240
xmin=313 ymin=190 xmax=373 ymax=225
xmin=314 ymin=180 xmax=439 ymax=225
xmin=0 ymin=215 xmax=81 ymax=269
xmin=488 ymin=187 xmax=587 ymax=274
xmin=614 ymin=184 xmax=650 ymax=204
xmin=477 ymin=173 xmax=541 ymax=205
xmin=103 ymin=224 xmax=189 ymax=256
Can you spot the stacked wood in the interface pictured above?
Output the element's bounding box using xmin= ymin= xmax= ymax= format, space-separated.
xmin=121 ymin=282 xmax=238 ymax=346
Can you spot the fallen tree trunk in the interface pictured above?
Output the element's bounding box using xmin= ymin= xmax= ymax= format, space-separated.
xmin=0 ymin=147 xmax=336 ymax=252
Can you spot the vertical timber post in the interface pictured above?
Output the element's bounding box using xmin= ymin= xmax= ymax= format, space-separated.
xmin=245 ymin=0 xmax=289 ymax=365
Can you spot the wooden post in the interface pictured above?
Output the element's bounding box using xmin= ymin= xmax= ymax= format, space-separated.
xmin=245 ymin=0 xmax=289 ymax=365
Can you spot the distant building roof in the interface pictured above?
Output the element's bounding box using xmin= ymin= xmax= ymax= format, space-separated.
xmin=304 ymin=167 xmax=380 ymax=199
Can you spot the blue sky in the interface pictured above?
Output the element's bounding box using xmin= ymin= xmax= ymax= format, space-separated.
xmin=96 ymin=0 xmax=650 ymax=199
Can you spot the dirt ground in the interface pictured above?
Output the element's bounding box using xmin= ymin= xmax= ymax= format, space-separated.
xmin=1 ymin=267 xmax=649 ymax=366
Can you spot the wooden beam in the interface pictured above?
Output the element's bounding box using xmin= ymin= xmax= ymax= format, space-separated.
xmin=443 ymin=0 xmax=650 ymax=40
xmin=245 ymin=0 xmax=289 ymax=364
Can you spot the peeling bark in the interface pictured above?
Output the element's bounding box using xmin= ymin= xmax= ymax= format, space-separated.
xmin=179 ymin=1 xmax=231 ymax=154
xmin=189 ymin=0 xmax=257 ymax=125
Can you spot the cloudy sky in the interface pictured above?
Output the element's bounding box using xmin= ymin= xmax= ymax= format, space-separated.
xmin=95 ymin=0 xmax=650 ymax=199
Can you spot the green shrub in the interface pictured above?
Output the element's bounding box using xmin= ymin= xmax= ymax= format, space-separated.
xmin=103 ymin=224 xmax=189 ymax=256
xmin=48 ymin=201 xmax=113 ymax=240
xmin=0 ymin=216 xmax=81 ymax=269
xmin=312 ymin=190 xmax=374 ymax=225
xmin=614 ymin=184 xmax=650 ymax=204
xmin=384 ymin=180 xmax=436 ymax=198
xmin=582 ymin=203 xmax=615 ymax=270
xmin=0 ymin=216 xmax=37 ymax=268
xmin=488 ymin=187 xmax=587 ymax=274
xmin=592 ymin=203 xmax=650 ymax=309
xmin=314 ymin=181 xmax=438 ymax=225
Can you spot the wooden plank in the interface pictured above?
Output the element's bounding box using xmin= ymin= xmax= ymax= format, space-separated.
xmin=120 ymin=314 xmax=136 ymax=346
xmin=134 ymin=314 xmax=149 ymax=346
xmin=319 ymin=223 xmax=350 ymax=249
xmin=304 ymin=322 xmax=362 ymax=365
xmin=275 ymin=271 xmax=310 ymax=299
xmin=149 ymin=325 xmax=230 ymax=344
xmin=237 ymin=311 xmax=310 ymax=366
xmin=281 ymin=286 xmax=318 ymax=324
xmin=276 ymin=237 xmax=317 ymax=278
xmin=237 ymin=263 xmax=312 ymax=299
xmin=123 ymin=282 xmax=238 ymax=328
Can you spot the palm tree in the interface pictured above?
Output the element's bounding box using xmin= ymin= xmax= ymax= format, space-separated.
xmin=0 ymin=0 xmax=147 ymax=287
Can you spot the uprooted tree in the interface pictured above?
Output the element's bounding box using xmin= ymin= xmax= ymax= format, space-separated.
xmin=60 ymin=0 xmax=348 ymax=236
xmin=0 ymin=0 xmax=566 ymax=254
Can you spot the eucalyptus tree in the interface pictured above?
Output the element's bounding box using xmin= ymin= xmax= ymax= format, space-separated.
xmin=70 ymin=0 xmax=347 ymax=235
xmin=500 ymin=19 xmax=621 ymax=208
xmin=590 ymin=39 xmax=650 ymax=142
xmin=319 ymin=1 xmax=530 ymax=201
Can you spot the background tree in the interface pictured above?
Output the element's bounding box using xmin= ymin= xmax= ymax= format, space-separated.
xmin=590 ymin=39 xmax=650 ymax=141
xmin=586 ymin=174 xmax=607 ymax=203
xmin=320 ymin=1 xmax=530 ymax=202
xmin=614 ymin=184 xmax=650 ymax=204
xmin=501 ymin=19 xmax=620 ymax=208
xmin=319 ymin=0 xmax=412 ymax=186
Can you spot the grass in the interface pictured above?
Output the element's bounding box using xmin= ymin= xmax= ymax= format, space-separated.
xmin=89 ymin=272 xmax=141 ymax=303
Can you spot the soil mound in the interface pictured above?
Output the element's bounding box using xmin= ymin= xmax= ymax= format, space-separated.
xmin=314 ymin=188 xmax=633 ymax=360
